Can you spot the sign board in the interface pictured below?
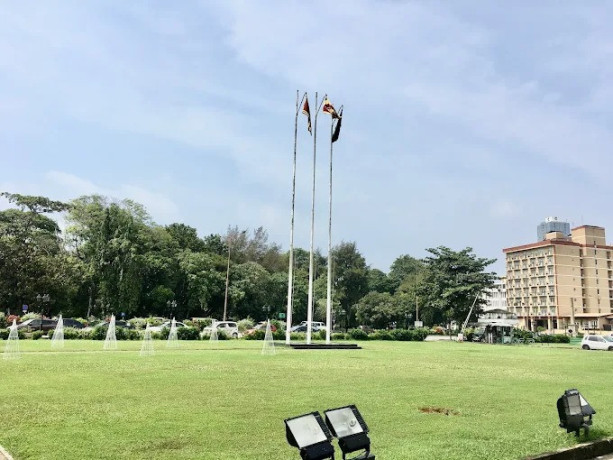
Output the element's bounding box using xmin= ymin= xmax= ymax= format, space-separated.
xmin=22 ymin=304 xmax=28 ymax=312
xmin=414 ymin=321 xmax=423 ymax=328
xmin=278 ymin=313 xmax=286 ymax=319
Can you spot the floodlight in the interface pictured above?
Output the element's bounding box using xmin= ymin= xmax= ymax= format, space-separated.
xmin=324 ymin=405 xmax=374 ymax=460
xmin=557 ymin=389 xmax=596 ymax=437
xmin=285 ymin=412 xmax=335 ymax=460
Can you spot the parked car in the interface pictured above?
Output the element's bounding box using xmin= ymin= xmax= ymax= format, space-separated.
xmin=62 ymin=318 xmax=85 ymax=329
xmin=244 ymin=321 xmax=277 ymax=336
xmin=581 ymin=335 xmax=613 ymax=351
xmin=291 ymin=324 xmax=321 ymax=333
xmin=82 ymin=320 xmax=133 ymax=332
xmin=17 ymin=319 xmax=57 ymax=332
xmin=201 ymin=321 xmax=240 ymax=338
xmin=300 ymin=321 xmax=327 ymax=331
xmin=149 ymin=321 xmax=188 ymax=333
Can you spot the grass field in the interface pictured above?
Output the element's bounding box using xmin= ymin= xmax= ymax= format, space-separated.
xmin=0 ymin=340 xmax=611 ymax=460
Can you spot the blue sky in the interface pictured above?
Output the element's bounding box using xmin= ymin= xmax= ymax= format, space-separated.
xmin=2 ymin=1 xmax=613 ymax=275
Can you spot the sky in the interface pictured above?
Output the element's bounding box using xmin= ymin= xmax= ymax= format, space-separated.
xmin=2 ymin=1 xmax=613 ymax=275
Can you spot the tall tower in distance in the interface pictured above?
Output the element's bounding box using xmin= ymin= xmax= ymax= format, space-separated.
xmin=537 ymin=216 xmax=570 ymax=241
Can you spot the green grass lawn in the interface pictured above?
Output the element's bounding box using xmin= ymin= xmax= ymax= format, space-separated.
xmin=0 ymin=340 xmax=611 ymax=459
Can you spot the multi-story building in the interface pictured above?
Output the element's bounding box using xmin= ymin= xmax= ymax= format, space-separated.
xmin=482 ymin=277 xmax=507 ymax=312
xmin=504 ymin=225 xmax=613 ymax=332
xmin=537 ymin=216 xmax=570 ymax=242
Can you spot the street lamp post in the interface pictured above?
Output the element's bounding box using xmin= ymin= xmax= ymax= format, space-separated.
xmin=36 ymin=294 xmax=50 ymax=331
xmin=167 ymin=300 xmax=177 ymax=319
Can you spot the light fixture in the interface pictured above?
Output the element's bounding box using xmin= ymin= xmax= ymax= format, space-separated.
xmin=324 ymin=405 xmax=374 ymax=459
xmin=285 ymin=411 xmax=335 ymax=460
xmin=557 ymin=389 xmax=596 ymax=437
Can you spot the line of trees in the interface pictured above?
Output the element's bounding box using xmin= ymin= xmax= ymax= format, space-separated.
xmin=0 ymin=192 xmax=498 ymax=328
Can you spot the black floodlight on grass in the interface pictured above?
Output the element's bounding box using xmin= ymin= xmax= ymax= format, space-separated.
xmin=324 ymin=405 xmax=374 ymax=460
xmin=557 ymin=389 xmax=596 ymax=437
xmin=285 ymin=411 xmax=335 ymax=460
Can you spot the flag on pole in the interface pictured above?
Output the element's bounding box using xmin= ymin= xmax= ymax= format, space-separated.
xmin=332 ymin=106 xmax=343 ymax=143
xmin=322 ymin=97 xmax=340 ymax=119
xmin=302 ymin=96 xmax=312 ymax=134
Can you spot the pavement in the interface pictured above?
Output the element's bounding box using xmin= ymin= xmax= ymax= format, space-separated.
xmin=0 ymin=445 xmax=12 ymax=460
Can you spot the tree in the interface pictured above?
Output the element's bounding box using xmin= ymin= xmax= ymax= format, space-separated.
xmin=389 ymin=255 xmax=424 ymax=292
xmin=366 ymin=268 xmax=394 ymax=294
xmin=355 ymin=292 xmax=402 ymax=329
xmin=0 ymin=193 xmax=71 ymax=313
xmin=417 ymin=246 xmax=497 ymax=327
xmin=331 ymin=242 xmax=369 ymax=329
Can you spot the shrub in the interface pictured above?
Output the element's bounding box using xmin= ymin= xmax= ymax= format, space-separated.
xmin=0 ymin=328 xmax=26 ymax=340
xmin=189 ymin=318 xmax=213 ymax=331
xmin=245 ymin=330 xmax=266 ymax=341
xmin=78 ymin=329 xmax=92 ymax=340
xmin=290 ymin=332 xmax=306 ymax=341
xmin=32 ymin=330 xmax=45 ymax=340
xmin=331 ymin=332 xmax=346 ymax=341
xmin=7 ymin=315 xmax=20 ymax=325
xmin=390 ymin=329 xmax=413 ymax=341
xmin=348 ymin=329 xmax=369 ymax=340
xmin=177 ymin=327 xmax=200 ymax=340
xmin=369 ymin=331 xmax=393 ymax=341
xmin=271 ymin=319 xmax=285 ymax=333
xmin=0 ymin=312 xmax=6 ymax=329
xmin=273 ymin=330 xmax=285 ymax=340
xmin=237 ymin=318 xmax=255 ymax=332
xmin=21 ymin=313 xmax=41 ymax=322
xmin=48 ymin=327 xmax=81 ymax=340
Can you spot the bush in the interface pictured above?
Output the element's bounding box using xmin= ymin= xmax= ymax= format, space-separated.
xmin=535 ymin=334 xmax=570 ymax=344
xmin=348 ymin=329 xmax=369 ymax=340
xmin=32 ymin=330 xmax=45 ymax=340
xmin=48 ymin=327 xmax=81 ymax=340
xmin=91 ymin=326 xmax=140 ymax=341
xmin=21 ymin=313 xmax=41 ymax=322
xmin=290 ymin=332 xmax=306 ymax=341
xmin=331 ymin=332 xmax=346 ymax=341
xmin=0 ymin=312 xmax=6 ymax=329
xmin=244 ymin=330 xmax=266 ymax=341
xmin=177 ymin=327 xmax=200 ymax=340
xmin=79 ymin=329 xmax=92 ymax=340
xmin=271 ymin=319 xmax=285 ymax=333
xmin=390 ymin=329 xmax=413 ymax=341
xmin=0 ymin=328 xmax=26 ymax=340
xmin=237 ymin=318 xmax=255 ymax=332
xmin=369 ymin=331 xmax=393 ymax=341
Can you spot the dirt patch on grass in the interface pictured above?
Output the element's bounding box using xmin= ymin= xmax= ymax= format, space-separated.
xmin=419 ymin=406 xmax=459 ymax=416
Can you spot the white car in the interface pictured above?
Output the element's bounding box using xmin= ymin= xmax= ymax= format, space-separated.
xmin=299 ymin=321 xmax=327 ymax=331
xmin=581 ymin=335 xmax=613 ymax=351
xmin=201 ymin=321 xmax=240 ymax=338
xmin=149 ymin=321 xmax=188 ymax=333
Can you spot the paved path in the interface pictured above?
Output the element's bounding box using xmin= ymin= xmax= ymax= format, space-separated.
xmin=0 ymin=445 xmax=13 ymax=460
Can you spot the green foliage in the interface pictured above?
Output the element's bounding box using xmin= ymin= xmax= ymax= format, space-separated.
xmin=21 ymin=313 xmax=42 ymax=321
xmin=31 ymin=330 xmax=45 ymax=340
xmin=0 ymin=328 xmax=26 ymax=340
xmin=289 ymin=332 xmax=306 ymax=341
xmin=0 ymin=312 xmax=5 ymax=329
xmin=91 ymin=326 xmax=140 ymax=340
xmin=244 ymin=330 xmax=265 ymax=340
xmin=369 ymin=330 xmax=394 ymax=340
xmin=417 ymin=246 xmax=497 ymax=326
xmin=331 ymin=332 xmax=347 ymax=340
xmin=237 ymin=318 xmax=254 ymax=332
xmin=348 ymin=328 xmax=369 ymax=340
xmin=535 ymin=334 xmax=570 ymax=344
xmin=512 ymin=328 xmax=534 ymax=340
xmin=48 ymin=327 xmax=81 ymax=340
xmin=177 ymin=327 xmax=200 ymax=340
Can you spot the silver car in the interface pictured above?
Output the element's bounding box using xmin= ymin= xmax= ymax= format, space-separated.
xmin=201 ymin=321 xmax=240 ymax=338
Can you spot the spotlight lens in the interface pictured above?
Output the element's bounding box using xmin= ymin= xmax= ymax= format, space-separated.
xmin=326 ymin=407 xmax=364 ymax=438
xmin=286 ymin=414 xmax=329 ymax=448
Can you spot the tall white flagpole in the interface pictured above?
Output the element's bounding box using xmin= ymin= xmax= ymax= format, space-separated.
xmin=285 ymin=90 xmax=301 ymax=345
xmin=306 ymin=92 xmax=322 ymax=345
xmin=325 ymin=119 xmax=334 ymax=344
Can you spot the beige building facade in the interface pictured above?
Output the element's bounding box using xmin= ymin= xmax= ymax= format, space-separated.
xmin=504 ymin=225 xmax=613 ymax=333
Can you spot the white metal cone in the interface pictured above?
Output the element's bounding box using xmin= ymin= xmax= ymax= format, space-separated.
xmin=3 ymin=319 xmax=20 ymax=360
xmin=52 ymin=315 xmax=64 ymax=349
xmin=140 ymin=323 xmax=155 ymax=356
xmin=209 ymin=324 xmax=218 ymax=343
xmin=104 ymin=315 xmax=117 ymax=350
xmin=166 ymin=318 xmax=179 ymax=348
xmin=261 ymin=320 xmax=276 ymax=356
